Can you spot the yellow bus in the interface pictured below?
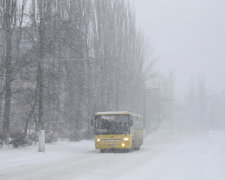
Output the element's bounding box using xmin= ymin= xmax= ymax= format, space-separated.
xmin=93 ymin=111 xmax=144 ymax=152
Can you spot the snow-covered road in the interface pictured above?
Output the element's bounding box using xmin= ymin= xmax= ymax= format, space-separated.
xmin=0 ymin=131 xmax=225 ymax=180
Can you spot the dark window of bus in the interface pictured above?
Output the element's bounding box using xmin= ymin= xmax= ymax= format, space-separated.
xmin=95 ymin=115 xmax=129 ymax=135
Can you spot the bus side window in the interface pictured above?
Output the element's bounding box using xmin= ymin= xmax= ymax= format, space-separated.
xmin=133 ymin=116 xmax=137 ymax=129
xmin=136 ymin=117 xmax=140 ymax=129
xmin=141 ymin=117 xmax=144 ymax=129
xmin=129 ymin=115 xmax=133 ymax=126
xmin=136 ymin=116 xmax=142 ymax=130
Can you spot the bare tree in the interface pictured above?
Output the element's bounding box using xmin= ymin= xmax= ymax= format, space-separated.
xmin=0 ymin=0 xmax=26 ymax=143
xmin=0 ymin=0 xmax=150 ymax=142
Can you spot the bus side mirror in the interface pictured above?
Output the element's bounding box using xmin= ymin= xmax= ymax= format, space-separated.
xmin=129 ymin=119 xmax=133 ymax=126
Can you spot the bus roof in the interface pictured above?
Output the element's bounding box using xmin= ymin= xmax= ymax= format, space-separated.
xmin=95 ymin=111 xmax=141 ymax=117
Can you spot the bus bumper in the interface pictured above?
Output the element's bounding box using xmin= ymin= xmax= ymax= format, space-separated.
xmin=94 ymin=135 xmax=132 ymax=150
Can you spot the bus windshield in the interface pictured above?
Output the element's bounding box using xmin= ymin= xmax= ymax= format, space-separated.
xmin=95 ymin=115 xmax=129 ymax=135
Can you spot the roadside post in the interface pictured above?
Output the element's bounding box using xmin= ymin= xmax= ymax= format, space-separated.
xmin=38 ymin=130 xmax=45 ymax=152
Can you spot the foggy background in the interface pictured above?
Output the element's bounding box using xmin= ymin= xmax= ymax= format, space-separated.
xmin=129 ymin=0 xmax=225 ymax=133
xmin=130 ymin=0 xmax=225 ymax=97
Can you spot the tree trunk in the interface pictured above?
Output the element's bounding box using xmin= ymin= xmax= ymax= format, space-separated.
xmin=3 ymin=0 xmax=13 ymax=144
xmin=37 ymin=0 xmax=46 ymax=130
xmin=37 ymin=59 xmax=44 ymax=130
xmin=3 ymin=41 xmax=12 ymax=143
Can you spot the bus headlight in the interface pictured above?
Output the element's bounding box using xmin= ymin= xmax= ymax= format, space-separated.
xmin=123 ymin=137 xmax=129 ymax=141
xmin=97 ymin=139 xmax=101 ymax=142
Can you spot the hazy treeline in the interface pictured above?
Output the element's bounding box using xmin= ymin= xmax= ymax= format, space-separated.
xmin=161 ymin=77 xmax=225 ymax=133
xmin=182 ymin=79 xmax=225 ymax=132
xmin=0 ymin=0 xmax=147 ymax=141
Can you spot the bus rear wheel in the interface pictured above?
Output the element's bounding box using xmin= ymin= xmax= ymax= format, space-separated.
xmin=132 ymin=139 xmax=140 ymax=151
xmin=100 ymin=149 xmax=106 ymax=153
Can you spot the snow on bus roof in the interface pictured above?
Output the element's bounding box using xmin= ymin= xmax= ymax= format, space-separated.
xmin=95 ymin=111 xmax=141 ymax=117
xmin=96 ymin=111 xmax=128 ymax=115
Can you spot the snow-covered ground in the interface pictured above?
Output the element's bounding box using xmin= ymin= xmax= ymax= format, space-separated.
xmin=0 ymin=130 xmax=225 ymax=180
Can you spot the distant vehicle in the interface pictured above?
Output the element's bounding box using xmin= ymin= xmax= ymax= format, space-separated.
xmin=93 ymin=111 xmax=144 ymax=152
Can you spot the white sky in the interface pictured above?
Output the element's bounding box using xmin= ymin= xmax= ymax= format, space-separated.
xmin=129 ymin=0 xmax=225 ymax=96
